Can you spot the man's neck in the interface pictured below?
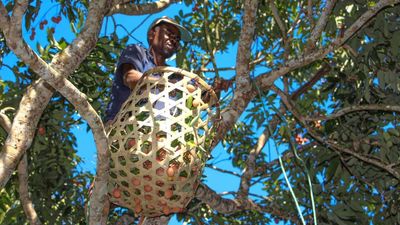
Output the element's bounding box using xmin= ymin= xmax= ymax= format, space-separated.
xmin=150 ymin=47 xmax=166 ymax=66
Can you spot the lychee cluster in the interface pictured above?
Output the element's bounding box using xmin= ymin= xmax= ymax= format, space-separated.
xmin=29 ymin=15 xmax=62 ymax=40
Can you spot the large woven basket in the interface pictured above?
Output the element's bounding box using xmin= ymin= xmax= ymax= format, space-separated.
xmin=107 ymin=67 xmax=219 ymax=217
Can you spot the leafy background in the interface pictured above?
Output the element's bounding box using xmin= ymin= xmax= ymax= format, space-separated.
xmin=1 ymin=0 xmax=400 ymax=224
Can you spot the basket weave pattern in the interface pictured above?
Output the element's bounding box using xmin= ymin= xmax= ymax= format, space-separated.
xmin=107 ymin=67 xmax=217 ymax=217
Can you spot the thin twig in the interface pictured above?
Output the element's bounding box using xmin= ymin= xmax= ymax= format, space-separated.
xmin=269 ymin=0 xmax=287 ymax=41
xmin=291 ymin=63 xmax=331 ymax=100
xmin=205 ymin=164 xmax=241 ymax=177
xmin=305 ymin=104 xmax=400 ymax=121
xmin=307 ymin=0 xmax=314 ymax=28
xmin=306 ymin=0 xmax=337 ymax=52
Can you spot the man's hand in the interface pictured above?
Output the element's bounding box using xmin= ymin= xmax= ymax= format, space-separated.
xmin=121 ymin=64 xmax=143 ymax=89
xmin=202 ymin=77 xmax=233 ymax=104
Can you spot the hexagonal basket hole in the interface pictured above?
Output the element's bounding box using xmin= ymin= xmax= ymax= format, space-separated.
xmin=143 ymin=160 xmax=152 ymax=170
xmin=136 ymin=111 xmax=150 ymax=122
xmin=121 ymin=180 xmax=129 ymax=188
xmin=150 ymin=84 xmax=165 ymax=94
xmin=168 ymin=161 xmax=180 ymax=170
xmin=170 ymin=107 xmax=182 ymax=117
xmin=184 ymin=115 xmax=194 ymax=125
xmin=130 ymin=167 xmax=140 ymax=175
xmin=144 ymin=194 xmax=153 ymax=201
xmin=171 ymin=123 xmax=182 ymax=132
xmin=152 ymin=100 xmax=165 ymax=110
xmin=134 ymin=188 xmax=141 ymax=195
xmin=110 ymin=140 xmax=120 ymax=153
xmin=156 ymin=180 xmax=165 ymax=187
xmin=118 ymin=156 xmax=127 ymax=166
xmin=123 ymin=190 xmax=131 ymax=198
xmin=119 ymin=170 xmax=128 ymax=177
xmin=120 ymin=110 xmax=134 ymax=123
xmin=183 ymin=152 xmax=192 ymax=164
xmin=123 ymin=124 xmax=135 ymax=133
xmin=109 ymin=171 xmax=118 ymax=179
xmin=168 ymin=73 xmax=183 ymax=83
xmin=110 ymin=158 xmax=115 ymax=168
xmin=124 ymin=138 xmax=136 ymax=150
xmin=197 ymin=127 xmax=206 ymax=137
xmin=170 ymin=139 xmax=182 ymax=149
xmin=146 ymin=204 xmax=155 ymax=210
xmin=138 ymin=125 xmax=151 ymax=134
xmin=184 ymin=132 xmax=195 ymax=142
xmin=140 ymin=141 xmax=152 ymax=154
xmin=156 ymin=167 xmax=165 ymax=176
xmin=143 ymin=175 xmax=152 ymax=182
xmin=156 ymin=148 xmax=167 ymax=162
xmin=170 ymin=194 xmax=181 ymax=202
xmin=135 ymin=84 xmax=147 ymax=95
xmin=122 ymin=111 xmax=133 ymax=120
xmin=156 ymin=131 xmax=167 ymax=141
xmin=109 ymin=128 xmax=117 ymax=137
xmin=179 ymin=170 xmax=188 ymax=180
xmin=129 ymin=154 xmax=139 ymax=163
xmin=168 ymin=88 xmax=183 ymax=100
xmin=135 ymin=98 xmax=148 ymax=107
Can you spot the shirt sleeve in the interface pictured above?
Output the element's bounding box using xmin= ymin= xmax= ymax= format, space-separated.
xmin=116 ymin=44 xmax=145 ymax=75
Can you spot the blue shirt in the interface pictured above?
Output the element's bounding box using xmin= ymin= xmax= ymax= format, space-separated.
xmin=105 ymin=44 xmax=156 ymax=122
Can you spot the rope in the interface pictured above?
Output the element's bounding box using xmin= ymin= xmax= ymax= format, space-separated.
xmin=250 ymin=37 xmax=317 ymax=224
xmin=253 ymin=81 xmax=306 ymax=225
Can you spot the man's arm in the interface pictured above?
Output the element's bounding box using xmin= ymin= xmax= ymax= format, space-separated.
xmin=121 ymin=63 xmax=143 ymax=89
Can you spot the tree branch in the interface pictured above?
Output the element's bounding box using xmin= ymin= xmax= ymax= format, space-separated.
xmin=195 ymin=183 xmax=242 ymax=214
xmin=269 ymin=0 xmax=287 ymax=41
xmin=107 ymin=0 xmax=179 ymax=16
xmin=195 ymin=183 xmax=300 ymax=223
xmin=114 ymin=214 xmax=135 ymax=225
xmin=334 ymin=0 xmax=400 ymax=46
xmin=0 ymin=109 xmax=12 ymax=133
xmin=237 ymin=128 xmax=269 ymax=200
xmin=0 ymin=109 xmax=42 ymax=225
xmin=18 ymin=154 xmax=42 ymax=225
xmin=201 ymin=55 xmax=266 ymax=73
xmin=307 ymin=0 xmax=314 ymax=28
xmin=0 ymin=1 xmax=9 ymax=25
xmin=212 ymin=0 xmax=259 ymax=149
xmin=291 ymin=62 xmax=331 ymax=99
xmin=271 ymin=85 xmax=400 ymax=180
xmin=205 ymin=164 xmax=241 ymax=177
xmin=306 ymin=0 xmax=337 ymax=52
xmin=141 ymin=215 xmax=171 ymax=225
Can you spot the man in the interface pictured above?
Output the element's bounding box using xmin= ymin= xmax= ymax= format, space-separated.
xmin=104 ymin=16 xmax=192 ymax=123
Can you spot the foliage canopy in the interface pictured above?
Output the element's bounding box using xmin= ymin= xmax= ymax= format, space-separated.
xmin=1 ymin=0 xmax=400 ymax=224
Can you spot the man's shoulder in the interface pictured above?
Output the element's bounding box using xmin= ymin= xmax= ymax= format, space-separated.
xmin=118 ymin=44 xmax=151 ymax=67
xmin=124 ymin=44 xmax=149 ymax=55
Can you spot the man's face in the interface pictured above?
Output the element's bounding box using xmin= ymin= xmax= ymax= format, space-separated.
xmin=150 ymin=23 xmax=181 ymax=58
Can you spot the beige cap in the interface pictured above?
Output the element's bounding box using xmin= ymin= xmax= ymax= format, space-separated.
xmin=148 ymin=16 xmax=192 ymax=42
